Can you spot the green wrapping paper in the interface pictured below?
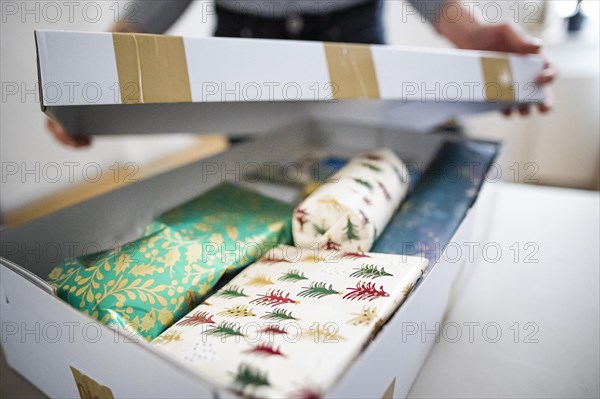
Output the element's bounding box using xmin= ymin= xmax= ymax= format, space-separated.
xmin=46 ymin=183 xmax=293 ymax=340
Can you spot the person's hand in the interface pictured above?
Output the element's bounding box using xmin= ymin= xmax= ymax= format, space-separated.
xmin=458 ymin=23 xmax=556 ymax=116
xmin=436 ymin=1 xmax=556 ymax=116
xmin=45 ymin=21 xmax=140 ymax=148
xmin=46 ymin=118 xmax=92 ymax=148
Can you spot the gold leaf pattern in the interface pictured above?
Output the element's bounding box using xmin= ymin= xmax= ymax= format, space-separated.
xmin=301 ymin=255 xmax=327 ymax=263
xmin=185 ymin=243 xmax=203 ymax=264
xmin=226 ymin=225 xmax=239 ymax=240
xmin=210 ymin=233 xmax=224 ymax=246
xmin=302 ymin=326 xmax=346 ymax=342
xmin=138 ymin=312 xmax=156 ymax=333
xmin=316 ymin=196 xmax=347 ymax=213
xmin=46 ymin=183 xmax=293 ymax=340
xmin=114 ymin=254 xmax=131 ymax=275
xmin=130 ymin=264 xmax=159 ymax=277
xmin=347 ymin=306 xmax=378 ymax=326
xmin=153 ymin=330 xmax=183 ymax=345
xmin=218 ymin=305 xmax=256 ymax=318
xmin=246 ymin=274 xmax=274 ymax=286
xmin=401 ymin=282 xmax=415 ymax=297
xmin=164 ymin=248 xmax=181 ymax=268
xmin=157 ymin=307 xmax=175 ymax=326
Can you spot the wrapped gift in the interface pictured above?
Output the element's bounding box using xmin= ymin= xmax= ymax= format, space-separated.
xmin=372 ymin=140 xmax=498 ymax=276
xmin=46 ymin=183 xmax=293 ymax=340
xmin=153 ymin=245 xmax=426 ymax=398
xmin=292 ymin=149 xmax=409 ymax=252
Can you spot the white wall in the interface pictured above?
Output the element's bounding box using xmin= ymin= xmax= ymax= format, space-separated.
xmin=1 ymin=0 xmax=598 ymax=219
xmin=0 ymin=0 xmax=204 ymax=215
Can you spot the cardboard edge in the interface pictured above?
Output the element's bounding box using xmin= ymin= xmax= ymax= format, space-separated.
xmin=0 ymin=257 xmax=54 ymax=295
xmin=33 ymin=30 xmax=46 ymax=112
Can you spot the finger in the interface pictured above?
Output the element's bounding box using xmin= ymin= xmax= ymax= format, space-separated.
xmin=536 ymin=66 xmax=557 ymax=85
xmin=63 ymin=134 xmax=92 ymax=148
xmin=538 ymin=102 xmax=551 ymax=114
xmin=518 ymin=104 xmax=531 ymax=116
xmin=538 ymin=89 xmax=554 ymax=114
xmin=47 ymin=119 xmax=92 ymax=148
xmin=47 ymin=119 xmax=79 ymax=147
xmin=73 ymin=136 xmax=92 ymax=147
xmin=57 ymin=133 xmax=81 ymax=147
xmin=500 ymin=23 xmax=541 ymax=54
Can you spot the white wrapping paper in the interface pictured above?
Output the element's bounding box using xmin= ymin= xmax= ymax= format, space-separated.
xmin=152 ymin=245 xmax=426 ymax=398
xmin=292 ymin=149 xmax=409 ymax=252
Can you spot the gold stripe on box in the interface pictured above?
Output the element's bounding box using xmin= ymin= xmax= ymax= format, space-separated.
xmin=324 ymin=43 xmax=380 ymax=100
xmin=112 ymin=33 xmax=192 ymax=104
xmin=480 ymin=56 xmax=515 ymax=102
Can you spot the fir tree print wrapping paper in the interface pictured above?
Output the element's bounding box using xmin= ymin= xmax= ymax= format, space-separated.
xmin=46 ymin=183 xmax=293 ymax=340
xmin=152 ymin=245 xmax=427 ymax=398
xmin=372 ymin=140 xmax=498 ymax=277
xmin=292 ymin=149 xmax=409 ymax=253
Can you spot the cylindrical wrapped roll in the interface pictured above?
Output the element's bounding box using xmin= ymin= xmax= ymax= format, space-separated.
xmin=292 ymin=149 xmax=409 ymax=252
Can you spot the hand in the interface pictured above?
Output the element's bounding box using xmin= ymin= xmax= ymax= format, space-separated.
xmin=46 ymin=118 xmax=92 ymax=148
xmin=459 ymin=23 xmax=556 ymax=116
xmin=45 ymin=21 xmax=139 ymax=148
xmin=436 ymin=1 xmax=556 ymax=116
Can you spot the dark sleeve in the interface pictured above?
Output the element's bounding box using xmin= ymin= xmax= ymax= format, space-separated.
xmin=128 ymin=0 xmax=193 ymax=34
xmin=408 ymin=0 xmax=447 ymax=25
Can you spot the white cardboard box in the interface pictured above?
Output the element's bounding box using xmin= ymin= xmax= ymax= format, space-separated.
xmin=1 ymin=31 xmax=544 ymax=398
xmin=1 ymin=122 xmax=482 ymax=399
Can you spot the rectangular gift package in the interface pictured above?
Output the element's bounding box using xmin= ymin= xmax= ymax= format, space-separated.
xmin=153 ymin=244 xmax=427 ymax=398
xmin=46 ymin=183 xmax=293 ymax=340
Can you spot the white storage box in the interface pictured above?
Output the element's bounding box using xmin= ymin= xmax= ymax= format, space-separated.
xmin=1 ymin=30 xmax=544 ymax=398
xmin=1 ymin=122 xmax=484 ymax=399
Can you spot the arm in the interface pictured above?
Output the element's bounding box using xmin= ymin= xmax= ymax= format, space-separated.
xmin=47 ymin=0 xmax=193 ymax=147
xmin=410 ymin=0 xmax=556 ymax=115
xmin=112 ymin=0 xmax=193 ymax=33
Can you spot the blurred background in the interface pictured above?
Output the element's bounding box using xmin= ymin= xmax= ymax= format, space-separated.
xmin=1 ymin=0 xmax=599 ymax=227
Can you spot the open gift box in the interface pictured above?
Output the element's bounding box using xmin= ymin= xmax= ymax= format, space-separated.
xmin=0 ymin=31 xmax=544 ymax=398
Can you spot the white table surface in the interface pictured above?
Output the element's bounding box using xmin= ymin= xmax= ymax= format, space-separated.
xmin=2 ymin=182 xmax=599 ymax=398
xmin=408 ymin=182 xmax=600 ymax=398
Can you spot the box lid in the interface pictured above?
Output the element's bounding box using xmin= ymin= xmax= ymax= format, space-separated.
xmin=35 ymin=30 xmax=546 ymax=135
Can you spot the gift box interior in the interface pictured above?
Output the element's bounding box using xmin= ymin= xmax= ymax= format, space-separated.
xmin=0 ymin=31 xmax=541 ymax=399
xmin=1 ymin=120 xmax=498 ymax=399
